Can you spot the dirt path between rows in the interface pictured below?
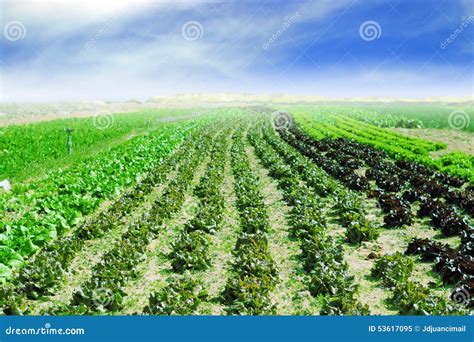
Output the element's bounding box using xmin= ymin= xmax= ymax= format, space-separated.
xmin=245 ymin=142 xmax=312 ymax=315
xmin=196 ymin=134 xmax=238 ymax=315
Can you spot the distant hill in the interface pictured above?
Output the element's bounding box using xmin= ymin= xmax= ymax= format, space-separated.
xmin=145 ymin=93 xmax=474 ymax=105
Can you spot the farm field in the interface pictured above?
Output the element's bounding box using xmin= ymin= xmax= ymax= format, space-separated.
xmin=0 ymin=108 xmax=201 ymax=182
xmin=0 ymin=106 xmax=472 ymax=316
xmin=316 ymin=104 xmax=474 ymax=132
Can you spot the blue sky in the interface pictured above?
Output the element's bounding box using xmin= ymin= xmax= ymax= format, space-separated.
xmin=0 ymin=0 xmax=472 ymax=101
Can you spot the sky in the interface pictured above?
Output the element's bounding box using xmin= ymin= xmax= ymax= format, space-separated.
xmin=0 ymin=0 xmax=473 ymax=101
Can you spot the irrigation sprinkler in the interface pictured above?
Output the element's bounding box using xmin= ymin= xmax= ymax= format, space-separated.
xmin=65 ymin=128 xmax=74 ymax=155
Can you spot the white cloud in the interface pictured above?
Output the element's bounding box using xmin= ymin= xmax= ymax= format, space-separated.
xmin=0 ymin=0 xmax=471 ymax=101
xmin=0 ymin=0 xmax=217 ymax=44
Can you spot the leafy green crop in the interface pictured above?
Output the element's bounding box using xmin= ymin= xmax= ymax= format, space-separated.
xmin=1 ymin=108 xmax=468 ymax=317
xmin=248 ymin=120 xmax=370 ymax=315
xmin=0 ymin=121 xmax=200 ymax=282
xmin=144 ymin=276 xmax=208 ymax=315
xmin=291 ymin=107 xmax=473 ymax=182
xmin=332 ymin=104 xmax=474 ymax=132
xmin=0 ymin=109 xmax=194 ymax=182
xmin=371 ymin=252 xmax=414 ymax=287
xmin=391 ymin=281 xmax=467 ymax=315
xmin=222 ymin=129 xmax=277 ymax=315
xmin=171 ymin=229 xmax=212 ymax=272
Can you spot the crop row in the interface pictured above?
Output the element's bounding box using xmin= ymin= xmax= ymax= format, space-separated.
xmin=249 ymin=121 xmax=370 ymax=315
xmin=0 ymin=109 xmax=197 ymax=182
xmin=277 ymin=118 xmax=472 ymax=307
xmin=277 ymin=126 xmax=405 ymax=229
xmin=295 ymin=111 xmax=443 ymax=153
xmin=3 ymin=121 xmax=211 ymax=302
xmin=0 ymin=127 xmax=201 ymax=314
xmin=46 ymin=124 xmax=217 ymax=314
xmin=294 ymin=109 xmax=473 ymax=182
xmin=0 ymin=120 xmax=202 ymax=280
xmin=406 ymin=238 xmax=473 ymax=308
xmin=222 ymin=129 xmax=277 ymax=315
xmin=282 ymin=123 xmax=472 ymax=239
xmin=144 ymin=129 xmax=231 ymax=314
xmin=262 ymin=123 xmax=379 ymax=245
xmin=334 ymin=104 xmax=474 ymax=132
xmin=331 ymin=115 xmax=443 ymax=155
xmin=371 ymin=252 xmax=468 ymax=314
